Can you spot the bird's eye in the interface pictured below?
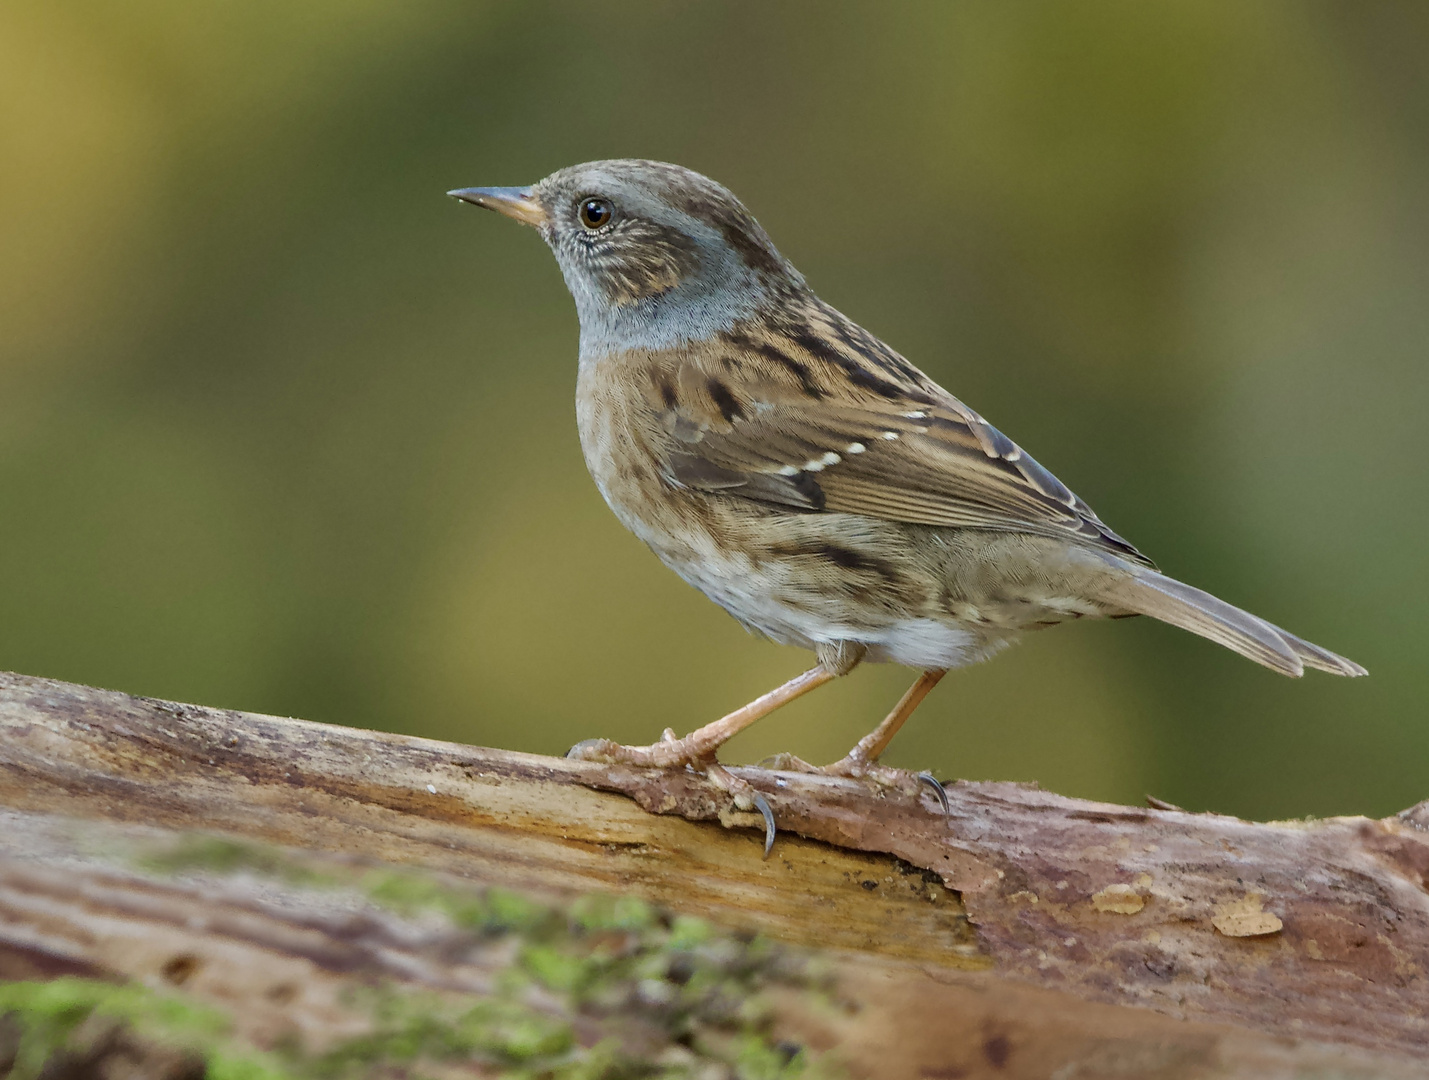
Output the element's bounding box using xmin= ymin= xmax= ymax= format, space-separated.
xmin=578 ymin=197 xmax=613 ymax=230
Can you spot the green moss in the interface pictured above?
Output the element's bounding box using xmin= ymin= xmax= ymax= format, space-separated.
xmin=119 ymin=833 xmax=839 ymax=1077
xmin=353 ymin=868 xmax=833 ymax=1074
xmin=139 ymin=835 xmax=340 ymax=890
xmin=668 ymin=914 xmax=715 ymax=950
xmin=521 ymin=943 xmax=597 ymax=995
xmin=0 ymin=978 xmax=294 ymax=1080
xmin=569 ymin=893 xmax=657 ymax=933
xmin=306 ymin=989 xmax=578 ymax=1076
xmin=486 ymin=886 xmax=549 ymax=931
xmin=362 ymin=870 xmax=548 ymax=936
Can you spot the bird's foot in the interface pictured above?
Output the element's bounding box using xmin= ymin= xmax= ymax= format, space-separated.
xmin=704 ymin=761 xmax=777 ymax=859
xmin=566 ymin=726 xmax=707 ymax=769
xmin=758 ymin=749 xmax=950 ymax=818
xmin=568 ymin=731 xmax=777 ymax=858
xmin=824 ymin=754 xmax=951 ymax=814
xmin=757 ymin=752 xmax=823 ymax=774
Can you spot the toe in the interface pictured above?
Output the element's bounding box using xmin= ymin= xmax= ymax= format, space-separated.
xmin=818 ymin=754 xmax=872 ymax=780
xmin=861 ymin=763 xmax=926 ymax=793
xmin=758 ymin=752 xmax=821 ymax=773
xmin=706 ymin=762 xmax=778 ymax=858
xmin=566 ymin=738 xmax=690 ymax=767
xmin=567 ymin=738 xmax=618 ymax=762
xmin=817 ymin=759 xmax=947 ymax=811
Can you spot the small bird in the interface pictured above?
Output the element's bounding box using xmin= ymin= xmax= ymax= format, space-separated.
xmin=449 ymin=160 xmax=1364 ymax=801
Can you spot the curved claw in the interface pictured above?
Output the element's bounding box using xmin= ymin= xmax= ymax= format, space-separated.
xmin=751 ymin=791 xmax=777 ymax=859
xmin=917 ymin=772 xmax=951 ymax=818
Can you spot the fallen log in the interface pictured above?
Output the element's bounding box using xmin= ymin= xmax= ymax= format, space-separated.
xmin=0 ymin=671 xmax=1424 ymax=1077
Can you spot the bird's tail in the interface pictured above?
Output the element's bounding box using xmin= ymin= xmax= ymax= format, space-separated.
xmin=1098 ymin=567 xmax=1366 ymax=678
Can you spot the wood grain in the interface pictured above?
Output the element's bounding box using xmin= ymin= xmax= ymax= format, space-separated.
xmin=1 ymin=671 xmax=1425 ymax=1075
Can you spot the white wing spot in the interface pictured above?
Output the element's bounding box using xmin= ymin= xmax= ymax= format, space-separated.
xmin=777 ymin=464 xmax=800 ymax=476
xmin=820 ymin=451 xmax=841 ymax=466
xmin=903 ymin=410 xmax=929 ymax=419
xmin=846 ymin=442 xmax=866 ymax=454
xmin=881 ymin=431 xmax=900 ymax=440
xmin=804 ymin=459 xmax=826 ymax=472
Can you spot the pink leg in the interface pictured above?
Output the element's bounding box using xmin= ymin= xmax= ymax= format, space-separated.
xmin=825 ymin=669 xmax=947 ymax=776
xmin=568 ymin=665 xmax=837 ymax=768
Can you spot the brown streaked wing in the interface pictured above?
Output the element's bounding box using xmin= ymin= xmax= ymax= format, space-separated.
xmin=658 ymin=374 xmax=1153 ymax=567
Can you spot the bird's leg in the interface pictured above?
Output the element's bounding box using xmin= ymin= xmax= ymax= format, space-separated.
xmin=755 ymin=640 xmax=872 ymax=774
xmin=822 ymin=668 xmax=947 ymax=782
xmin=569 ymin=646 xmax=864 ymax=856
xmin=567 ymin=664 xmax=838 ymax=769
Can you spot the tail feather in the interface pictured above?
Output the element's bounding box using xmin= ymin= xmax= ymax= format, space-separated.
xmin=1101 ymin=569 xmax=1366 ymax=678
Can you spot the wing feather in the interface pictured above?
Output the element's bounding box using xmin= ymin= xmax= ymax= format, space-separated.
xmin=655 ymin=347 xmax=1152 ymax=566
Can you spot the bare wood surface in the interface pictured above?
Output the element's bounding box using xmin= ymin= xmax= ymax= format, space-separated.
xmin=1 ymin=671 xmax=1426 ymax=1077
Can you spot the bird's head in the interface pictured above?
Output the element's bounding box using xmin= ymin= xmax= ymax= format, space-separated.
xmin=450 ymin=160 xmax=804 ymax=357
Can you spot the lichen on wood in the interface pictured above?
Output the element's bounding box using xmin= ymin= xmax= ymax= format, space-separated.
xmin=0 ymin=828 xmax=836 ymax=1078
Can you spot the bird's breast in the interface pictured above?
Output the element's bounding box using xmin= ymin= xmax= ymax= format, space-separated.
xmin=575 ymin=350 xmax=705 ymax=558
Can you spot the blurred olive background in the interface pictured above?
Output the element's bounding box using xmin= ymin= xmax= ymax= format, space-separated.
xmin=2 ymin=2 xmax=1425 ymax=819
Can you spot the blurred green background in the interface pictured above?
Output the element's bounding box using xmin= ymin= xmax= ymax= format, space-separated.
xmin=2 ymin=2 xmax=1425 ymax=819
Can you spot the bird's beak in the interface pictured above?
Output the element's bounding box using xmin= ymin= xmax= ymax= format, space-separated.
xmin=447 ymin=185 xmax=548 ymax=227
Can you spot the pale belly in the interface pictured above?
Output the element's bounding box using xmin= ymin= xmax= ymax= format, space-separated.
xmin=589 ymin=460 xmax=1014 ymax=669
xmin=662 ymin=539 xmax=1001 ymax=669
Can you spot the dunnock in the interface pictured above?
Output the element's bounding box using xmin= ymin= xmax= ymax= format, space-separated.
xmin=450 ymin=160 xmax=1363 ymax=812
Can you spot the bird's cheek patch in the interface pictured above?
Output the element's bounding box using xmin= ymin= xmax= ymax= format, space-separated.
xmin=599 ymin=223 xmax=703 ymax=306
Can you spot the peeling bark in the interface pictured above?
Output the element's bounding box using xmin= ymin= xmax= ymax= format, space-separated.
xmin=0 ymin=671 xmax=1425 ymax=1077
